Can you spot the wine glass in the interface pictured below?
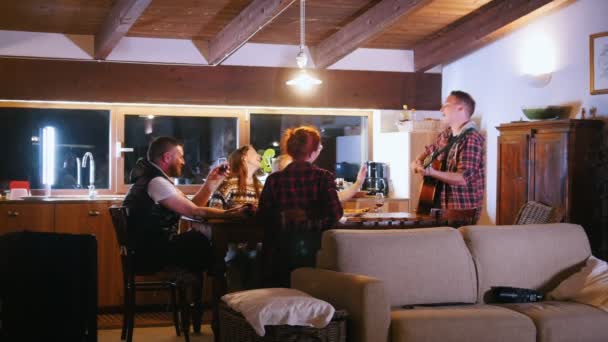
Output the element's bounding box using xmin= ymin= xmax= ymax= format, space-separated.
xmin=216 ymin=157 xmax=228 ymax=173
xmin=374 ymin=193 xmax=384 ymax=213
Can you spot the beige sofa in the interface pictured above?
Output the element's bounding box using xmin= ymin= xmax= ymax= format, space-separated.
xmin=291 ymin=223 xmax=608 ymax=342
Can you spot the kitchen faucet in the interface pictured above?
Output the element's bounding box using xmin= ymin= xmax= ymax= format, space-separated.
xmin=82 ymin=152 xmax=96 ymax=198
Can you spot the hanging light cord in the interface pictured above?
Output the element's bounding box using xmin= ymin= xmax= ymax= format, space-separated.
xmin=300 ymin=0 xmax=305 ymax=53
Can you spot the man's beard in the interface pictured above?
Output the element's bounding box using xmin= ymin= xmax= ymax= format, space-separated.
xmin=168 ymin=162 xmax=182 ymax=178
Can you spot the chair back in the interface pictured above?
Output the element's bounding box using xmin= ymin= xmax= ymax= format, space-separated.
xmin=109 ymin=206 xmax=132 ymax=280
xmin=109 ymin=206 xmax=129 ymax=252
xmin=263 ymin=208 xmax=324 ymax=287
xmin=514 ymin=201 xmax=561 ymax=225
xmin=279 ymin=208 xmax=324 ymax=232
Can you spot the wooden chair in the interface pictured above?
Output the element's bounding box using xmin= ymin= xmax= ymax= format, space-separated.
xmin=109 ymin=206 xmax=192 ymax=342
xmin=261 ymin=209 xmax=324 ymax=287
xmin=514 ymin=201 xmax=562 ymax=225
xmin=432 ymin=208 xmax=478 ymax=228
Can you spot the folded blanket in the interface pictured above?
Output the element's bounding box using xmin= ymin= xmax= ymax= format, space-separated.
xmin=221 ymin=288 xmax=335 ymax=336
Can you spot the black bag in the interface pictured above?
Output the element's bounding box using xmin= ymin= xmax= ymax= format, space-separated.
xmin=490 ymin=286 xmax=544 ymax=303
xmin=0 ymin=231 xmax=97 ymax=342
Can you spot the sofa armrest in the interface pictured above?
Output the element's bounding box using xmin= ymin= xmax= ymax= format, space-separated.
xmin=292 ymin=267 xmax=390 ymax=342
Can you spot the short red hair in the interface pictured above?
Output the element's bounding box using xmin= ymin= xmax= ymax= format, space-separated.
xmin=284 ymin=126 xmax=321 ymax=161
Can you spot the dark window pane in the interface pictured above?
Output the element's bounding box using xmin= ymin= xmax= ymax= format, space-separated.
xmin=0 ymin=107 xmax=110 ymax=190
xmin=250 ymin=114 xmax=367 ymax=181
xmin=124 ymin=115 xmax=237 ymax=185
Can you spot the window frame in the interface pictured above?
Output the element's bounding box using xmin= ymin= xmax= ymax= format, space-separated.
xmin=1 ymin=101 xmax=373 ymax=196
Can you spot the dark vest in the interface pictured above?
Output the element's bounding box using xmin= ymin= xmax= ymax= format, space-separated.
xmin=122 ymin=159 xmax=180 ymax=257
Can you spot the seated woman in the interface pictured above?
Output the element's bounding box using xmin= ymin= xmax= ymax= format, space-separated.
xmin=209 ymin=145 xmax=263 ymax=290
xmin=257 ymin=125 xmax=343 ymax=287
xmin=209 ymin=145 xmax=262 ymax=210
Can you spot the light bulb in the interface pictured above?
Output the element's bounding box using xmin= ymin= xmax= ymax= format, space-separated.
xmin=286 ymin=70 xmax=322 ymax=91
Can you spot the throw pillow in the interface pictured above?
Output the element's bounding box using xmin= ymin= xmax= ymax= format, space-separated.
xmin=548 ymin=256 xmax=608 ymax=312
xmin=221 ymin=288 xmax=335 ymax=336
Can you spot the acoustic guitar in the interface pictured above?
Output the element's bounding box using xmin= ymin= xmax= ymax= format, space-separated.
xmin=415 ymin=127 xmax=475 ymax=215
xmin=416 ymin=158 xmax=441 ymax=215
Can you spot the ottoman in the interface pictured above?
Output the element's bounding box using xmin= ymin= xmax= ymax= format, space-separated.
xmin=218 ymin=302 xmax=347 ymax=342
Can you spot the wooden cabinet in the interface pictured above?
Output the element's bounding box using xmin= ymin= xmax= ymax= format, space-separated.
xmin=497 ymin=119 xmax=604 ymax=256
xmin=55 ymin=202 xmax=124 ymax=308
xmin=0 ymin=203 xmax=54 ymax=234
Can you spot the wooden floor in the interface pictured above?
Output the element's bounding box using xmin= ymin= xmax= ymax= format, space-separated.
xmin=98 ymin=325 xmax=214 ymax=342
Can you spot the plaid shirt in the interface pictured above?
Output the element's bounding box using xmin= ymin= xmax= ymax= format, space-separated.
xmin=257 ymin=161 xmax=343 ymax=228
xmin=425 ymin=121 xmax=485 ymax=221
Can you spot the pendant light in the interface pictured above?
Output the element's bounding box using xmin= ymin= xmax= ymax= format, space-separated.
xmin=286 ymin=0 xmax=322 ymax=90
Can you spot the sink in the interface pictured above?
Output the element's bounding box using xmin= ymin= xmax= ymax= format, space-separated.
xmin=20 ymin=195 xmax=124 ymax=201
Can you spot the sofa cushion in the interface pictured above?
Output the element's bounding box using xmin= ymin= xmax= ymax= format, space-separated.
xmin=459 ymin=224 xmax=591 ymax=303
xmin=317 ymin=228 xmax=477 ymax=307
xmin=501 ymin=301 xmax=608 ymax=342
xmin=548 ymin=256 xmax=608 ymax=312
xmin=390 ymin=304 xmax=535 ymax=342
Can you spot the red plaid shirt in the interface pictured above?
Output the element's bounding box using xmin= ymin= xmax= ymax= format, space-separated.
xmin=425 ymin=121 xmax=485 ymax=221
xmin=257 ymin=161 xmax=343 ymax=227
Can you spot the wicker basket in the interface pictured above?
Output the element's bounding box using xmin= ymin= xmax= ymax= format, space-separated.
xmin=218 ymin=302 xmax=347 ymax=342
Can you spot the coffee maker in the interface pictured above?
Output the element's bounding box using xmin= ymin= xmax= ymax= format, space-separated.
xmin=362 ymin=161 xmax=389 ymax=195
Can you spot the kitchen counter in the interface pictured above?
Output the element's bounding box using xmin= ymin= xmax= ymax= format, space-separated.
xmin=343 ymin=197 xmax=410 ymax=212
xmin=1 ymin=195 xmax=125 ymax=203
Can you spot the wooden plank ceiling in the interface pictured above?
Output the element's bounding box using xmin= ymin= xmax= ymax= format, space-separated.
xmin=0 ymin=0 xmax=565 ymax=70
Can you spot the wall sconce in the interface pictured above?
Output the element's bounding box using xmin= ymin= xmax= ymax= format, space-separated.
xmin=524 ymin=73 xmax=552 ymax=88
xmin=41 ymin=126 xmax=56 ymax=197
xmin=520 ymin=31 xmax=557 ymax=88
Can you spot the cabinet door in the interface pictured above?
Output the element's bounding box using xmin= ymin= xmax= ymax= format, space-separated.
xmin=55 ymin=203 xmax=123 ymax=308
xmin=0 ymin=203 xmax=54 ymax=234
xmin=530 ymin=132 xmax=569 ymax=217
xmin=497 ymin=134 xmax=530 ymax=225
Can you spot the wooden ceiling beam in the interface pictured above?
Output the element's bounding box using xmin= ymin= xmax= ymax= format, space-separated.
xmin=204 ymin=0 xmax=296 ymax=66
xmin=413 ymin=0 xmax=568 ymax=72
xmin=94 ymin=0 xmax=152 ymax=60
xmin=313 ymin=0 xmax=432 ymax=69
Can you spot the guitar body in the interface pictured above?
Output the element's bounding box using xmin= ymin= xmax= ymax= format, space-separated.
xmin=416 ymin=160 xmax=441 ymax=215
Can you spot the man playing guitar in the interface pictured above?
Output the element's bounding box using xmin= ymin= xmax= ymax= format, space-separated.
xmin=410 ymin=90 xmax=485 ymax=223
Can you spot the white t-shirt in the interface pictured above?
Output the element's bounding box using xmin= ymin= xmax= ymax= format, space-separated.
xmin=146 ymin=162 xmax=183 ymax=203
xmin=147 ymin=176 xmax=182 ymax=203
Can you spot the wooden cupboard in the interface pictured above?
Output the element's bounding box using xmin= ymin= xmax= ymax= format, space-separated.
xmin=497 ymin=119 xmax=605 ymax=258
xmin=54 ymin=203 xmax=124 ymax=307
xmin=0 ymin=203 xmax=54 ymax=233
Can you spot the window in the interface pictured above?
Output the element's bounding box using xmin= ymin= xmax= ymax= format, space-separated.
xmin=0 ymin=107 xmax=110 ymax=190
xmin=123 ymin=115 xmax=238 ymax=185
xmin=250 ymin=113 xmax=368 ymax=181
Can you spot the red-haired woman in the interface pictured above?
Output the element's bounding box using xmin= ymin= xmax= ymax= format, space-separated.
xmin=257 ymin=125 xmax=343 ymax=286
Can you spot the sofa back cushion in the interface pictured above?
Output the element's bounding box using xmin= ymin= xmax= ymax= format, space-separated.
xmin=459 ymin=223 xmax=591 ymax=303
xmin=317 ymin=227 xmax=477 ymax=307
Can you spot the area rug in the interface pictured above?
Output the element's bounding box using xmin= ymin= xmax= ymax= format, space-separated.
xmin=98 ymin=311 xmax=213 ymax=330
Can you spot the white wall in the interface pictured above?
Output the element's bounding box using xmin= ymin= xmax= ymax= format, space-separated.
xmin=442 ymin=0 xmax=608 ymax=224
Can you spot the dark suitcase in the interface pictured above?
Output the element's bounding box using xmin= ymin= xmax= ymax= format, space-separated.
xmin=0 ymin=231 xmax=97 ymax=342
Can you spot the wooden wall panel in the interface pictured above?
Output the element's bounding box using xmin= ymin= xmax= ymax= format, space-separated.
xmin=0 ymin=58 xmax=441 ymax=110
